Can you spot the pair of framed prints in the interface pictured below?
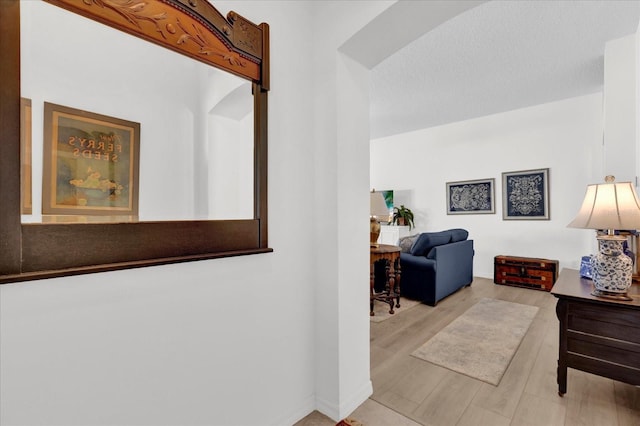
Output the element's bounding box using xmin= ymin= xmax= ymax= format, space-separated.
xmin=446 ymin=168 xmax=549 ymax=220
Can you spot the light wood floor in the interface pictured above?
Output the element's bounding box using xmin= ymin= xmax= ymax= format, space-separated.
xmin=297 ymin=277 xmax=640 ymax=426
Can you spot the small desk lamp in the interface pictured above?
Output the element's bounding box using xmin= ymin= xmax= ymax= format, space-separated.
xmin=370 ymin=190 xmax=389 ymax=247
xmin=568 ymin=176 xmax=640 ymax=300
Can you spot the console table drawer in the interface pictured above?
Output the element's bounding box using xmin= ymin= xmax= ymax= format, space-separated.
xmin=568 ymin=302 xmax=640 ymax=343
xmin=567 ymin=333 xmax=640 ymax=367
xmin=566 ymin=352 xmax=640 ymax=386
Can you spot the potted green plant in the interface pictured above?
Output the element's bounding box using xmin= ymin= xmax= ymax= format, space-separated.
xmin=392 ymin=205 xmax=414 ymax=230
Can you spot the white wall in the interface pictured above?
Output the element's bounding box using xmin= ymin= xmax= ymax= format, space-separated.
xmin=309 ymin=1 xmax=395 ymax=419
xmin=637 ymin=20 xmax=640 ymax=192
xmin=2 ymin=1 xmax=393 ymax=425
xmin=637 ymin=21 xmax=640 ymax=191
xmin=4 ymin=1 xmax=316 ymax=424
xmin=371 ymin=93 xmax=604 ymax=278
xmin=603 ymin=34 xmax=637 ymax=183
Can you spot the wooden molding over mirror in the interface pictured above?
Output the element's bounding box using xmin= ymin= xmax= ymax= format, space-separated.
xmin=44 ymin=0 xmax=269 ymax=87
xmin=0 ymin=0 xmax=271 ymax=284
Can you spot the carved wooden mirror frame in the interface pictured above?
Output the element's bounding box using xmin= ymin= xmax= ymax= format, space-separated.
xmin=0 ymin=0 xmax=271 ymax=284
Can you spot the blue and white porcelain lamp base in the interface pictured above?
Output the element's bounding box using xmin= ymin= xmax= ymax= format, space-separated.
xmin=590 ymin=235 xmax=634 ymax=301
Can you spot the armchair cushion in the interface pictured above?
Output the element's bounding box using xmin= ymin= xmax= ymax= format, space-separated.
xmin=410 ymin=231 xmax=451 ymax=256
xmin=448 ymin=228 xmax=469 ymax=243
xmin=399 ymin=234 xmax=419 ymax=253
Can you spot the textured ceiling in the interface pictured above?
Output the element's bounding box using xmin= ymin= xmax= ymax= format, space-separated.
xmin=369 ymin=0 xmax=640 ymax=140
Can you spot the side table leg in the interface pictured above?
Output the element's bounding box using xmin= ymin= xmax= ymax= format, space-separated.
xmin=386 ymin=260 xmax=395 ymax=315
xmin=395 ymin=257 xmax=401 ymax=308
xmin=370 ymin=261 xmax=375 ymax=316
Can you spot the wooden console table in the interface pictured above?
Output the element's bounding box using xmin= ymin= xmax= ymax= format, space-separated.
xmin=551 ymin=268 xmax=640 ymax=395
xmin=370 ymin=244 xmax=401 ymax=316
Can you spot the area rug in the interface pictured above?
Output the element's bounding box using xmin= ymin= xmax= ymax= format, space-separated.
xmin=411 ymin=298 xmax=538 ymax=385
xmin=370 ymin=297 xmax=421 ymax=323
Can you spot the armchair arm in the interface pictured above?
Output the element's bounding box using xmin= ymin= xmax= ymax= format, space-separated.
xmin=399 ymin=253 xmax=436 ymax=301
xmin=427 ymin=240 xmax=474 ymax=301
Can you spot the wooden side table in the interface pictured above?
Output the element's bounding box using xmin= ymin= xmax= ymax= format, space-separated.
xmin=370 ymin=244 xmax=401 ymax=316
xmin=551 ymin=268 xmax=640 ymax=395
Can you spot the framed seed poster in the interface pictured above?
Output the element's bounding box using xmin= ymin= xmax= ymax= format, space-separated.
xmin=21 ymin=98 xmax=32 ymax=214
xmin=42 ymin=102 xmax=140 ymax=216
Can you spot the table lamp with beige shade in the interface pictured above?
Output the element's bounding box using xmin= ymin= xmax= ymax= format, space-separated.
xmin=568 ymin=176 xmax=640 ymax=300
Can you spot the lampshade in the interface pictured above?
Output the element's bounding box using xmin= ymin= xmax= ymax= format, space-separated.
xmin=370 ymin=191 xmax=390 ymax=218
xmin=567 ymin=176 xmax=640 ymax=231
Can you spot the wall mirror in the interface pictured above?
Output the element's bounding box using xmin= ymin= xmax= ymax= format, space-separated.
xmin=0 ymin=0 xmax=271 ymax=283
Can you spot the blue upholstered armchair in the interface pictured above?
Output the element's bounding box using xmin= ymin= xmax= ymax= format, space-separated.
xmin=398 ymin=229 xmax=474 ymax=306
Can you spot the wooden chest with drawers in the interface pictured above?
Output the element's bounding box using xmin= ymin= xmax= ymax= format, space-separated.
xmin=494 ymin=255 xmax=559 ymax=291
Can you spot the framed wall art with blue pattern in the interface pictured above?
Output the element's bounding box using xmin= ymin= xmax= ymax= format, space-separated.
xmin=502 ymin=168 xmax=549 ymax=220
xmin=446 ymin=178 xmax=495 ymax=215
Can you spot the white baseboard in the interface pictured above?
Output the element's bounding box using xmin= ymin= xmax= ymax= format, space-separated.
xmin=270 ymin=394 xmax=316 ymax=426
xmin=316 ymin=380 xmax=373 ymax=421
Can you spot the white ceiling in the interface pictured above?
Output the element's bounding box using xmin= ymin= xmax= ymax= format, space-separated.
xmin=369 ymin=0 xmax=640 ymax=140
